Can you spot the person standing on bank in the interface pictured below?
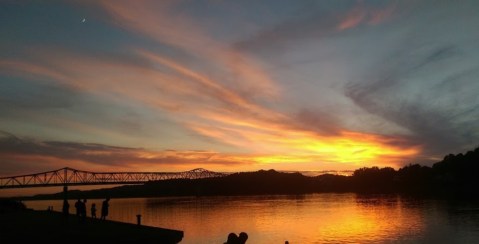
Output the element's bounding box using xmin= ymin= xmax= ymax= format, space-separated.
xmin=74 ymin=199 xmax=81 ymax=216
xmin=80 ymin=199 xmax=87 ymax=223
xmin=91 ymin=203 xmax=97 ymax=218
xmin=101 ymin=197 xmax=110 ymax=220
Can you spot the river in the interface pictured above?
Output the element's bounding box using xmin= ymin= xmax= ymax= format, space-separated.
xmin=24 ymin=194 xmax=479 ymax=243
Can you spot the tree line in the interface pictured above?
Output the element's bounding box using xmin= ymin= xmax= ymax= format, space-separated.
xmin=20 ymin=147 xmax=479 ymax=200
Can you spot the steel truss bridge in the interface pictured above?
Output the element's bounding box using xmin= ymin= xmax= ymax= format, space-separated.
xmin=0 ymin=168 xmax=353 ymax=190
xmin=0 ymin=167 xmax=227 ymax=189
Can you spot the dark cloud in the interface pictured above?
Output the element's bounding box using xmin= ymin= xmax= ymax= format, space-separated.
xmin=294 ymin=109 xmax=341 ymax=136
xmin=345 ymin=40 xmax=479 ymax=162
xmin=0 ymin=131 xmax=135 ymax=166
xmin=0 ymin=132 xmax=246 ymax=174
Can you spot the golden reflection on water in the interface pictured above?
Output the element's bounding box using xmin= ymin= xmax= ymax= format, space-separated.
xmin=308 ymin=195 xmax=424 ymax=243
xmin=26 ymin=194 xmax=428 ymax=243
xmin=242 ymin=194 xmax=425 ymax=243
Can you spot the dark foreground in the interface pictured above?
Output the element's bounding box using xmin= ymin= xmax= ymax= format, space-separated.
xmin=0 ymin=209 xmax=183 ymax=243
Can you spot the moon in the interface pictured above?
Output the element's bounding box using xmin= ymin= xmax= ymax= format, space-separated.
xmin=82 ymin=18 xmax=86 ymax=23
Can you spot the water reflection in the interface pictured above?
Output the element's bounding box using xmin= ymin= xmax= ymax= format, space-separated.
xmin=25 ymin=194 xmax=479 ymax=243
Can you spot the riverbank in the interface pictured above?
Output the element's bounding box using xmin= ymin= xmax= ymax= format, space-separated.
xmin=0 ymin=209 xmax=183 ymax=243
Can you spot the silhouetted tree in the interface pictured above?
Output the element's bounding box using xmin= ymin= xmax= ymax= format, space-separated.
xmin=352 ymin=167 xmax=397 ymax=193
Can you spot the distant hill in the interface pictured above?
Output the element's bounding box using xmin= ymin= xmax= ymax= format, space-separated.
xmin=24 ymin=170 xmax=351 ymax=200
xmin=18 ymin=147 xmax=479 ymax=200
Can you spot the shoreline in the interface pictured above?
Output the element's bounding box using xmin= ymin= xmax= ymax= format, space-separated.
xmin=0 ymin=209 xmax=183 ymax=243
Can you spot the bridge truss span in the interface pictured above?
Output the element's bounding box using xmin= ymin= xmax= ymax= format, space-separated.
xmin=0 ymin=167 xmax=227 ymax=189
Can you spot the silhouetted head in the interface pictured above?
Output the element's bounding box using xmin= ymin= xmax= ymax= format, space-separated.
xmin=238 ymin=232 xmax=248 ymax=243
xmin=106 ymin=197 xmax=110 ymax=201
xmin=225 ymin=233 xmax=239 ymax=244
xmin=92 ymin=203 xmax=96 ymax=207
xmin=83 ymin=198 xmax=87 ymax=203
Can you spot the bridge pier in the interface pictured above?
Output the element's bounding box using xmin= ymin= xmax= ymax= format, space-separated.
xmin=63 ymin=185 xmax=68 ymax=200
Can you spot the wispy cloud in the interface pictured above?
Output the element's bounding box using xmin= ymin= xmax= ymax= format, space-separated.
xmin=235 ymin=1 xmax=396 ymax=53
xmin=0 ymin=46 xmax=419 ymax=169
xmin=0 ymin=0 xmax=427 ymax=174
xmin=99 ymin=0 xmax=279 ymax=99
xmin=337 ymin=2 xmax=396 ymax=30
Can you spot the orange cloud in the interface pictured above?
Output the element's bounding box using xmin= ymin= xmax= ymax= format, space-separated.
xmin=338 ymin=9 xmax=366 ymax=31
xmin=188 ymin=120 xmax=419 ymax=167
xmin=0 ymin=131 xmax=416 ymax=177
xmin=337 ymin=4 xmax=396 ymax=31
xmin=99 ymin=0 xmax=279 ymax=100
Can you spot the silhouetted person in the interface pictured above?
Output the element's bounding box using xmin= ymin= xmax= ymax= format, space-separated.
xmin=239 ymin=232 xmax=248 ymax=243
xmin=285 ymin=241 xmax=289 ymax=244
xmin=80 ymin=199 xmax=87 ymax=222
xmin=62 ymin=200 xmax=70 ymax=224
xmin=91 ymin=203 xmax=97 ymax=218
xmin=74 ymin=199 xmax=82 ymax=216
xmin=62 ymin=200 xmax=69 ymax=217
xmin=77 ymin=199 xmax=86 ymax=223
xmin=101 ymin=198 xmax=110 ymax=220
xmin=224 ymin=233 xmax=239 ymax=244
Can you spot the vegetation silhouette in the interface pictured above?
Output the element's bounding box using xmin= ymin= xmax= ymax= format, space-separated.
xmin=20 ymin=147 xmax=479 ymax=200
xmin=351 ymin=147 xmax=479 ymax=196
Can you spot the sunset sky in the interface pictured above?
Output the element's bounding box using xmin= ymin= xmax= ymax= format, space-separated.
xmin=1 ymin=0 xmax=479 ymax=176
